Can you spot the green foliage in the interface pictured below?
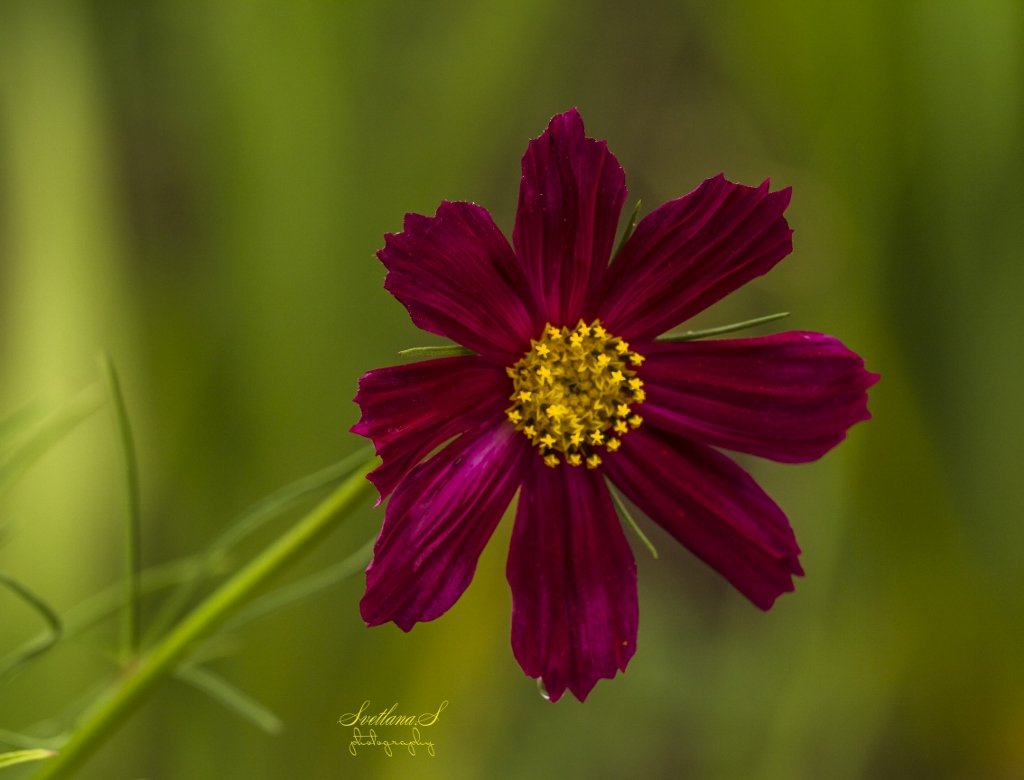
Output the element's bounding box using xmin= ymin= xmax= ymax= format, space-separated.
xmin=97 ymin=353 xmax=143 ymax=662
xmin=657 ymin=312 xmax=792 ymax=341
xmin=0 ymin=1 xmax=1020 ymax=778
xmin=0 ymin=750 xmax=56 ymax=771
xmin=0 ymin=573 xmax=61 ymax=680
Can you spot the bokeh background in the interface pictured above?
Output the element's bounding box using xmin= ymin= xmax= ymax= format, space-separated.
xmin=2 ymin=1 xmax=1022 ymax=778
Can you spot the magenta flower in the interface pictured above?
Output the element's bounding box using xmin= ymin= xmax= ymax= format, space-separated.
xmin=353 ymin=109 xmax=878 ymax=702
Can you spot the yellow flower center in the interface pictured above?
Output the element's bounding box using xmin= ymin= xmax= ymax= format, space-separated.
xmin=505 ymin=320 xmax=646 ymax=468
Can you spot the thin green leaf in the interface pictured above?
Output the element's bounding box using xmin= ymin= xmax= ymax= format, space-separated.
xmin=5 ymin=555 xmax=213 ymax=676
xmin=181 ymin=634 xmax=242 ymax=668
xmin=176 ymin=665 xmax=282 ymax=735
xmin=97 ymin=353 xmax=143 ymax=662
xmin=0 ymin=749 xmax=57 ymax=769
xmin=221 ymin=536 xmax=374 ymax=632
xmin=0 ymin=730 xmax=58 ymax=751
xmin=0 ymin=572 xmax=62 ymax=680
xmin=656 ymin=312 xmax=791 ymax=342
xmin=0 ymin=403 xmax=41 ymax=443
xmin=144 ymin=448 xmax=374 ymax=644
xmin=609 ymin=487 xmax=658 ymax=560
xmin=612 ymin=199 xmax=642 ymax=261
xmin=29 ymin=459 xmax=374 ymax=779
xmin=207 ymin=448 xmax=376 ymax=557
xmin=0 ymin=385 xmax=104 ymax=500
xmin=397 ymin=344 xmax=475 ymax=359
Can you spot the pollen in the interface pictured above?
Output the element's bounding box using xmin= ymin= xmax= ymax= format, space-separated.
xmin=505 ymin=319 xmax=646 ymax=467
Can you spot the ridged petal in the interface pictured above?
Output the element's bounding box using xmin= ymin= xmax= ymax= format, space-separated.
xmin=513 ymin=108 xmax=627 ymax=327
xmin=360 ymin=422 xmax=530 ymax=631
xmin=604 ymin=427 xmax=802 ymax=610
xmin=507 ymin=463 xmax=638 ymax=702
xmin=351 ymin=356 xmax=511 ymax=501
xmin=380 ymin=201 xmax=535 ymax=361
xmin=598 ymin=175 xmax=793 ymax=341
xmin=639 ymin=332 xmax=879 ymax=463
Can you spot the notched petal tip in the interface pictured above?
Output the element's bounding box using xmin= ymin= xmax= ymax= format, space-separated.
xmin=508 ymin=465 xmax=638 ymax=704
xmin=376 ymin=201 xmax=535 ymax=360
xmin=640 ymin=332 xmax=878 ymax=464
xmin=605 ymin=428 xmax=803 ymax=611
xmin=538 ymin=106 xmax=584 ymax=137
xmin=599 ymin=174 xmax=796 ymax=341
xmin=514 ymin=107 xmax=627 ymax=326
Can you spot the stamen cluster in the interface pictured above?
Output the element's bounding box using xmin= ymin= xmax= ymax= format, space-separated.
xmin=505 ymin=320 xmax=645 ymax=468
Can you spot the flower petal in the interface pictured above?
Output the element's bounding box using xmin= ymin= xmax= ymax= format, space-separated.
xmin=352 ymin=356 xmax=511 ymax=501
xmin=380 ymin=201 xmax=535 ymax=361
xmin=506 ymin=462 xmax=637 ymax=702
xmin=513 ymin=108 xmax=627 ymax=327
xmin=639 ymin=332 xmax=879 ymax=463
xmin=598 ymin=175 xmax=793 ymax=341
xmin=604 ymin=427 xmax=802 ymax=610
xmin=360 ymin=422 xmax=529 ymax=631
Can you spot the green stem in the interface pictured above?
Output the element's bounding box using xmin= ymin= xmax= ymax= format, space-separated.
xmin=656 ymin=311 xmax=791 ymax=341
xmin=32 ymin=460 xmax=375 ymax=780
xmin=143 ymin=447 xmax=372 ymax=645
xmin=612 ymin=199 xmax=642 ymax=261
xmin=0 ymin=572 xmax=62 ymax=679
xmin=97 ymin=353 xmax=142 ymax=664
xmin=397 ymin=344 xmax=474 ymax=358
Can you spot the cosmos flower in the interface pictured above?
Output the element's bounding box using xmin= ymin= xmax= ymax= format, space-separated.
xmin=353 ymin=109 xmax=877 ymax=702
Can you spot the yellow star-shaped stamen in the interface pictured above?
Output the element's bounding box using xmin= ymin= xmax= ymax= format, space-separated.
xmin=504 ymin=319 xmax=646 ymax=467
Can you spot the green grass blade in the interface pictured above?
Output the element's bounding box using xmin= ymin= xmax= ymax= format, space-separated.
xmin=0 ymin=572 xmax=62 ymax=680
xmin=0 ymin=731 xmax=58 ymax=751
xmin=221 ymin=535 xmax=374 ymax=632
xmin=206 ymin=447 xmax=376 ymax=556
xmin=612 ymin=199 xmax=642 ymax=261
xmin=3 ymin=556 xmax=213 ymax=677
xmin=0 ymin=749 xmax=57 ymax=770
xmin=608 ymin=485 xmax=658 ymax=560
xmin=96 ymin=353 xmax=142 ymax=663
xmin=657 ymin=312 xmax=791 ymax=342
xmin=0 ymin=403 xmax=41 ymax=443
xmin=144 ymin=447 xmax=374 ymax=644
xmin=32 ymin=460 xmax=374 ymax=779
xmin=397 ymin=344 xmax=475 ymax=358
xmin=175 ymin=666 xmax=282 ymax=735
xmin=0 ymin=385 xmax=104 ymax=501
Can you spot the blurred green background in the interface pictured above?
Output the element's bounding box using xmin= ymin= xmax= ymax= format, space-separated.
xmin=2 ymin=1 xmax=1022 ymax=778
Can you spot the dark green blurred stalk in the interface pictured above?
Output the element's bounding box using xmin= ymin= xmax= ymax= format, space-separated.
xmin=32 ymin=459 xmax=375 ymax=780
